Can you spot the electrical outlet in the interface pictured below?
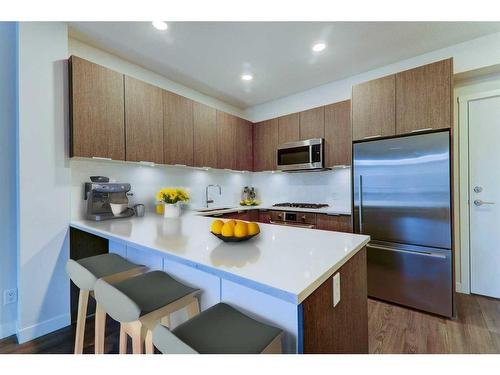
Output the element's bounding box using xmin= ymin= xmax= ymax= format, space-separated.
xmin=3 ymin=288 xmax=17 ymax=305
xmin=332 ymin=273 xmax=341 ymax=307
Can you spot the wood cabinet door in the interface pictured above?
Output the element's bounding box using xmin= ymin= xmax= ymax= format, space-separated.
xmin=216 ymin=111 xmax=238 ymax=169
xmin=278 ymin=113 xmax=300 ymax=144
xmin=258 ymin=211 xmax=272 ymax=224
xmin=70 ymin=56 xmax=125 ymax=160
xmin=163 ymin=91 xmax=194 ymax=166
xmin=396 ymin=58 xmax=452 ymax=134
xmin=316 ymin=215 xmax=353 ymax=233
xmin=253 ymin=119 xmax=279 ymax=171
xmin=193 ymin=102 xmax=217 ymax=168
xmin=235 ymin=117 xmax=253 ymax=171
xmin=124 ymin=76 xmax=163 ymax=164
xmin=352 ymin=75 xmax=396 ymax=141
xmin=324 ymin=100 xmax=351 ymax=167
xmin=300 ymin=106 xmax=325 ymax=140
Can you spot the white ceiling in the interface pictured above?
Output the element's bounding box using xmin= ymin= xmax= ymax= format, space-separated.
xmin=69 ymin=22 xmax=500 ymax=109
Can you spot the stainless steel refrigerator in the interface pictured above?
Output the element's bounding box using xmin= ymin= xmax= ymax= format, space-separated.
xmin=353 ymin=130 xmax=453 ymax=317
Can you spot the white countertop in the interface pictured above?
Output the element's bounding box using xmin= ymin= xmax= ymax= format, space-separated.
xmin=70 ymin=212 xmax=368 ymax=304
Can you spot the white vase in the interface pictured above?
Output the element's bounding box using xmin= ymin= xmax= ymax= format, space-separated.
xmin=163 ymin=203 xmax=181 ymax=218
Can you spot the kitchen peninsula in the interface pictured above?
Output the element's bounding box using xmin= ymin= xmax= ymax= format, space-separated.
xmin=70 ymin=212 xmax=370 ymax=353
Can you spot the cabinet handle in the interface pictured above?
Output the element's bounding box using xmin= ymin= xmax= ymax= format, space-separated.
xmin=363 ymin=135 xmax=381 ymax=140
xmin=410 ymin=127 xmax=433 ymax=133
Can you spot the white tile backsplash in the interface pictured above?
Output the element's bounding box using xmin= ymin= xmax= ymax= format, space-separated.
xmin=71 ymin=160 xmax=352 ymax=219
xmin=251 ymin=168 xmax=352 ymax=213
xmin=70 ymin=159 xmax=252 ymax=219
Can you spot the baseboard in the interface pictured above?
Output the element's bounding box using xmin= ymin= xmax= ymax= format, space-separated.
xmin=16 ymin=313 xmax=70 ymax=344
xmin=0 ymin=320 xmax=17 ymax=340
xmin=456 ymin=282 xmax=469 ymax=294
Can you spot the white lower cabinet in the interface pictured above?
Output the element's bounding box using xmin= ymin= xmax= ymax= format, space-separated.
xmin=163 ymin=258 xmax=221 ymax=328
xmin=108 ymin=240 xmax=126 ymax=258
xmin=125 ymin=245 xmax=164 ymax=270
xmin=220 ymin=279 xmax=299 ymax=354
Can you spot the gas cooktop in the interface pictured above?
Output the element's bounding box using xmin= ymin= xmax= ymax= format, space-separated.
xmin=272 ymin=203 xmax=330 ymax=209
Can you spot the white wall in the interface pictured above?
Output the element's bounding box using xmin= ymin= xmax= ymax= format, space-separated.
xmin=246 ymin=31 xmax=500 ymax=122
xmin=71 ymin=159 xmax=252 ymax=219
xmin=0 ymin=22 xmax=18 ymax=339
xmin=68 ymin=38 xmax=248 ymax=120
xmin=252 ymin=169 xmax=351 ymax=213
xmin=17 ymin=22 xmax=71 ymax=343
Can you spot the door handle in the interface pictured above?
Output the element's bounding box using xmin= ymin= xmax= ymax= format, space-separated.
xmin=368 ymin=244 xmax=447 ymax=259
xmin=474 ymin=199 xmax=495 ymax=206
xmin=358 ymin=175 xmax=364 ymax=234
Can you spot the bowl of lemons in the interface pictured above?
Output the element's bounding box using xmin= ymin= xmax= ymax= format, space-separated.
xmin=210 ymin=219 xmax=260 ymax=242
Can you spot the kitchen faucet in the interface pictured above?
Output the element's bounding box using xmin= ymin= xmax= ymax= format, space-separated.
xmin=205 ymin=184 xmax=222 ymax=207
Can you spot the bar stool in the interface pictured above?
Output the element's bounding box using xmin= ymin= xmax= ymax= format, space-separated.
xmin=66 ymin=253 xmax=146 ymax=354
xmin=152 ymin=303 xmax=283 ymax=354
xmin=94 ymin=270 xmax=200 ymax=354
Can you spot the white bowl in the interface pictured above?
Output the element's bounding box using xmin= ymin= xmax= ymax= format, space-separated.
xmin=110 ymin=203 xmax=128 ymax=216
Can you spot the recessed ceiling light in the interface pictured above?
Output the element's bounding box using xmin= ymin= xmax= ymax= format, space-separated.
xmin=312 ymin=42 xmax=326 ymax=52
xmin=152 ymin=21 xmax=168 ymax=31
xmin=241 ymin=74 xmax=253 ymax=81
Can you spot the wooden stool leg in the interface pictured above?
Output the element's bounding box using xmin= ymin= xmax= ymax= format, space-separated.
xmin=119 ymin=324 xmax=128 ymax=354
xmin=130 ymin=321 xmax=144 ymax=354
xmin=145 ymin=330 xmax=154 ymax=354
xmin=186 ymin=298 xmax=200 ymax=319
xmin=94 ymin=303 xmax=107 ymax=354
xmin=74 ymin=289 xmax=89 ymax=354
xmin=160 ymin=315 xmax=171 ymax=328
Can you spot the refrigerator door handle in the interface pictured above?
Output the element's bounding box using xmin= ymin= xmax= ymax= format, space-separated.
xmin=368 ymin=244 xmax=447 ymax=259
xmin=358 ymin=175 xmax=364 ymax=233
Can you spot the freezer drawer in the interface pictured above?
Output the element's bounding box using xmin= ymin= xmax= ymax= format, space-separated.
xmin=367 ymin=242 xmax=453 ymax=317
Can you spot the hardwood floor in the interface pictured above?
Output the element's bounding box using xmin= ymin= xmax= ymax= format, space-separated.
xmin=369 ymin=293 xmax=500 ymax=354
xmin=1 ymin=293 xmax=499 ymax=354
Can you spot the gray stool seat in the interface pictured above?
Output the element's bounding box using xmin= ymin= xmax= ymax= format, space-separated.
xmin=94 ymin=271 xmax=198 ymax=323
xmin=66 ymin=253 xmax=140 ymax=291
xmin=153 ymin=303 xmax=283 ymax=354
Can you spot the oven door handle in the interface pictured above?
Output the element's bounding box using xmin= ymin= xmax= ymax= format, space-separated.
xmin=269 ymin=221 xmax=315 ymax=229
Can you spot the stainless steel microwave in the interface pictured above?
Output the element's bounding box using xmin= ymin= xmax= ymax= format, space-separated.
xmin=277 ymin=138 xmax=324 ymax=171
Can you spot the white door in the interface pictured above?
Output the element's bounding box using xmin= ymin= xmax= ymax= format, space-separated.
xmin=469 ymin=94 xmax=500 ymax=298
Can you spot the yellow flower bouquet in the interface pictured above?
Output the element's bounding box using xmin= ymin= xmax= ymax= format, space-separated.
xmin=156 ymin=188 xmax=190 ymax=204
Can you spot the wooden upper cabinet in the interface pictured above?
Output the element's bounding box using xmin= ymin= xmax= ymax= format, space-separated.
xmin=235 ymin=117 xmax=253 ymax=171
xmin=163 ymin=91 xmax=194 ymax=166
xmin=124 ymin=76 xmax=163 ymax=164
xmin=352 ymin=75 xmax=396 ymax=141
xmin=299 ymin=106 xmax=325 ymax=140
xmin=216 ymin=111 xmax=238 ymax=170
xmin=70 ymin=56 xmax=125 ymax=160
xmin=324 ymin=100 xmax=352 ymax=167
xmin=278 ymin=113 xmax=300 ymax=144
xmin=216 ymin=111 xmax=252 ymax=171
xmin=253 ymin=119 xmax=279 ymax=171
xmin=193 ymin=102 xmax=217 ymax=168
xmin=396 ymin=58 xmax=452 ymax=134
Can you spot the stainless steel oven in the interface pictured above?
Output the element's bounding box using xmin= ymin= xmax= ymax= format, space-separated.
xmin=277 ymin=138 xmax=324 ymax=171
xmin=269 ymin=211 xmax=316 ymax=229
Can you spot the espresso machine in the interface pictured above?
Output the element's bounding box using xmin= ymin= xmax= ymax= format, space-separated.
xmin=84 ymin=176 xmax=135 ymax=221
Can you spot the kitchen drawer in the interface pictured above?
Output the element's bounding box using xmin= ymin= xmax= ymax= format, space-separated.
xmin=316 ymin=214 xmax=352 ymax=232
xmin=367 ymin=242 xmax=453 ymax=317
